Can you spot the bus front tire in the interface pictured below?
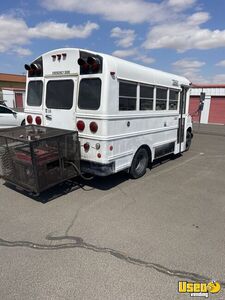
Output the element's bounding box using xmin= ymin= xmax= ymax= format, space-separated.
xmin=129 ymin=148 xmax=149 ymax=179
xmin=186 ymin=131 xmax=192 ymax=151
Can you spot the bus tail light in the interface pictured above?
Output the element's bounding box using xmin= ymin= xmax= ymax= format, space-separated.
xmin=27 ymin=115 xmax=33 ymax=124
xmin=84 ymin=143 xmax=90 ymax=152
xmin=35 ymin=116 xmax=42 ymax=125
xmin=77 ymin=120 xmax=85 ymax=131
xmin=90 ymin=122 xmax=98 ymax=133
xmin=97 ymin=153 xmax=101 ymax=158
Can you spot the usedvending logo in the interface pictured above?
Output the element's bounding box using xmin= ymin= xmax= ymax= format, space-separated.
xmin=178 ymin=281 xmax=221 ymax=298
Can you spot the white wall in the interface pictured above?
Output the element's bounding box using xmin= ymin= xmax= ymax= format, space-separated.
xmin=200 ymin=95 xmax=211 ymax=124
xmin=2 ymin=89 xmax=14 ymax=107
xmin=1 ymin=89 xmax=25 ymax=108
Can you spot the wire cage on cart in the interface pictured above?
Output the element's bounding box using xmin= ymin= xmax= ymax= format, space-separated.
xmin=0 ymin=125 xmax=80 ymax=194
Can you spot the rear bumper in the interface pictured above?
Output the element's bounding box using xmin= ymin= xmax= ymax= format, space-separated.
xmin=80 ymin=160 xmax=115 ymax=176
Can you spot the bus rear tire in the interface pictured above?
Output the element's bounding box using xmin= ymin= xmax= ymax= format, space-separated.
xmin=129 ymin=148 xmax=149 ymax=179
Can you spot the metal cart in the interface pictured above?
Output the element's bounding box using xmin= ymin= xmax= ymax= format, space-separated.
xmin=0 ymin=125 xmax=80 ymax=194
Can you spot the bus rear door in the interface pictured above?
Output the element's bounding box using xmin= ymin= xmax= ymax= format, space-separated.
xmin=43 ymin=77 xmax=78 ymax=130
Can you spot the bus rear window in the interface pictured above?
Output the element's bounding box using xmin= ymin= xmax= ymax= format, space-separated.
xmin=78 ymin=78 xmax=101 ymax=110
xmin=46 ymin=80 xmax=74 ymax=110
xmin=27 ymin=81 xmax=43 ymax=106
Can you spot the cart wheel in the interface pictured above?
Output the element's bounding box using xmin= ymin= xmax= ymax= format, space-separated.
xmin=129 ymin=147 xmax=149 ymax=179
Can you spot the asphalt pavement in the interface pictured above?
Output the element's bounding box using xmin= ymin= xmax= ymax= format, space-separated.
xmin=0 ymin=125 xmax=225 ymax=299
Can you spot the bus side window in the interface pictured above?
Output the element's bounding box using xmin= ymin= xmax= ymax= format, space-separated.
xmin=156 ymin=88 xmax=167 ymax=111
xmin=140 ymin=85 xmax=154 ymax=110
xmin=169 ymin=90 xmax=179 ymax=110
xmin=119 ymin=81 xmax=137 ymax=111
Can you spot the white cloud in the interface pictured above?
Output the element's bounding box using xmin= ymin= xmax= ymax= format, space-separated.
xmin=42 ymin=0 xmax=194 ymax=25
xmin=172 ymin=58 xmax=205 ymax=82
xmin=0 ymin=14 xmax=99 ymax=55
xmin=187 ymin=12 xmax=210 ymax=25
xmin=29 ymin=21 xmax=99 ymax=40
xmin=167 ymin=0 xmax=197 ymax=11
xmin=40 ymin=0 xmax=225 ymax=55
xmin=172 ymin=66 xmax=225 ymax=83
xmin=112 ymin=48 xmax=138 ymax=58
xmin=112 ymin=48 xmax=155 ymax=65
xmin=212 ymin=74 xmax=225 ymax=83
xmin=216 ymin=60 xmax=225 ymax=67
xmin=173 ymin=59 xmax=205 ymax=69
xmin=0 ymin=15 xmax=29 ymax=53
xmin=134 ymin=55 xmax=155 ymax=64
xmin=13 ymin=47 xmax=32 ymax=56
xmin=111 ymin=27 xmax=136 ymax=48
xmin=143 ymin=11 xmax=225 ymax=52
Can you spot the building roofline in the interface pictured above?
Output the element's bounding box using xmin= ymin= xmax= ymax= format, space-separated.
xmin=0 ymin=73 xmax=26 ymax=83
xmin=1 ymin=87 xmax=25 ymax=91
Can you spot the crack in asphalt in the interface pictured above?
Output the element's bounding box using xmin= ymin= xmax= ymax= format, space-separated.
xmin=0 ymin=234 xmax=224 ymax=287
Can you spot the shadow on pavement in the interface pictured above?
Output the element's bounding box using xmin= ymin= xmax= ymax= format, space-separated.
xmin=3 ymin=153 xmax=182 ymax=203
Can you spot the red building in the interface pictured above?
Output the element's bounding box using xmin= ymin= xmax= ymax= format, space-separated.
xmin=189 ymin=84 xmax=225 ymax=125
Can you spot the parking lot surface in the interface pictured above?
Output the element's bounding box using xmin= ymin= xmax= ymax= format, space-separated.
xmin=0 ymin=124 xmax=225 ymax=299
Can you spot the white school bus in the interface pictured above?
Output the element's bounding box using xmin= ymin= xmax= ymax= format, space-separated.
xmin=24 ymin=48 xmax=193 ymax=178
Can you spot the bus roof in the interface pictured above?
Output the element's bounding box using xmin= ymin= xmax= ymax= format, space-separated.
xmin=39 ymin=48 xmax=191 ymax=88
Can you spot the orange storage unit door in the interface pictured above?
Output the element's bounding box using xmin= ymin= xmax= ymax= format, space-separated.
xmin=189 ymin=96 xmax=200 ymax=122
xmin=208 ymin=97 xmax=225 ymax=124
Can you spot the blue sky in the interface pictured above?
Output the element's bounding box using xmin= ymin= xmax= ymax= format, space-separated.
xmin=0 ymin=0 xmax=225 ymax=83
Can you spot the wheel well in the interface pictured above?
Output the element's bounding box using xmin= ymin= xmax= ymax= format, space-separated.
xmin=21 ymin=119 xmax=25 ymax=126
